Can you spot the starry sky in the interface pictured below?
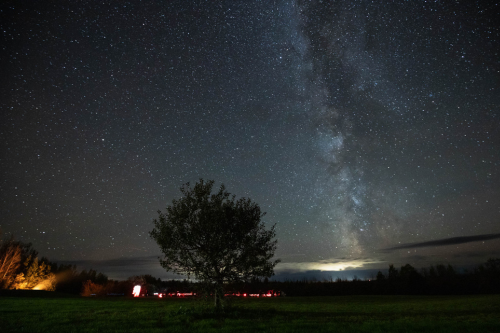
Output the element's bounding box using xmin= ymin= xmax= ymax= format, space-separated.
xmin=2 ymin=1 xmax=499 ymax=280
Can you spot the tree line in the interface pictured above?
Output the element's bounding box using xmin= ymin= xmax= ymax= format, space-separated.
xmin=0 ymin=233 xmax=56 ymax=290
xmin=249 ymin=260 xmax=500 ymax=296
xmin=118 ymin=259 xmax=500 ymax=297
xmin=0 ymin=231 xmax=111 ymax=294
xmin=0 ymin=231 xmax=196 ymax=296
xmin=3 ymin=231 xmax=500 ymax=297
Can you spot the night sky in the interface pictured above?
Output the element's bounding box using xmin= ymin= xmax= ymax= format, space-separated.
xmin=2 ymin=1 xmax=499 ymax=280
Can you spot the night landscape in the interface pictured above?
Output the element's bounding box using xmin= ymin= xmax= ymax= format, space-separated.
xmin=1 ymin=1 xmax=499 ymax=332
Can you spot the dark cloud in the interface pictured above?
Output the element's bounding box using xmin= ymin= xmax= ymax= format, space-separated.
xmin=381 ymin=234 xmax=500 ymax=252
xmin=404 ymin=255 xmax=429 ymax=261
xmin=55 ymin=256 xmax=159 ymax=267
xmin=53 ymin=256 xmax=184 ymax=280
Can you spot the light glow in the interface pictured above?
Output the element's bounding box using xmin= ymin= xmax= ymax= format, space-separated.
xmin=277 ymin=258 xmax=385 ymax=273
xmin=226 ymin=290 xmax=281 ymax=297
xmin=167 ymin=291 xmax=196 ymax=297
xmin=132 ymin=285 xmax=141 ymax=297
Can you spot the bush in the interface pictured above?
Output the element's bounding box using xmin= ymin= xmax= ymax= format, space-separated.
xmin=81 ymin=280 xmax=106 ymax=296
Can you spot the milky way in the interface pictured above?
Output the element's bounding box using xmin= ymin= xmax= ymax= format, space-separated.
xmin=295 ymin=0 xmax=500 ymax=267
xmin=1 ymin=1 xmax=499 ymax=279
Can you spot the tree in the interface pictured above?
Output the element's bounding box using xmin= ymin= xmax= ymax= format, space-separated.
xmin=0 ymin=235 xmax=22 ymax=289
xmin=399 ymin=264 xmax=418 ymax=280
xmin=150 ymin=179 xmax=280 ymax=310
xmin=81 ymin=280 xmax=106 ymax=296
xmin=388 ymin=264 xmax=398 ymax=280
xmin=484 ymin=258 xmax=500 ymax=273
xmin=13 ymin=256 xmax=56 ymax=290
xmin=0 ymin=232 xmax=38 ymax=289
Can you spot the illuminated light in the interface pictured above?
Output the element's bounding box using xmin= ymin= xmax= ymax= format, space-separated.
xmin=178 ymin=292 xmax=195 ymax=297
xmin=16 ymin=278 xmax=55 ymax=291
xmin=167 ymin=291 xmax=196 ymax=297
xmin=277 ymin=259 xmax=385 ymax=273
xmin=132 ymin=285 xmax=141 ymax=297
xmin=161 ymin=290 xmax=280 ymax=298
xmin=225 ymin=290 xmax=281 ymax=297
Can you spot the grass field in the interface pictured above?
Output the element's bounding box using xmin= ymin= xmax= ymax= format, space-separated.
xmin=1 ymin=293 xmax=499 ymax=332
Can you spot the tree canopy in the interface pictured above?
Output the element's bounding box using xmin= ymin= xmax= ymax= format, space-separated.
xmin=150 ymin=179 xmax=280 ymax=308
xmin=0 ymin=232 xmax=55 ymax=290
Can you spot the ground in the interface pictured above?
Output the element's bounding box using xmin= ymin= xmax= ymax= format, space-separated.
xmin=1 ymin=292 xmax=499 ymax=332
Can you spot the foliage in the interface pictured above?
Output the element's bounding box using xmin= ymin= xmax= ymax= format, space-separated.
xmin=1 ymin=232 xmax=111 ymax=294
xmin=0 ymin=235 xmax=22 ymax=289
xmin=13 ymin=256 xmax=56 ymax=291
xmin=42 ymin=258 xmax=111 ymax=295
xmin=0 ymin=233 xmax=45 ymax=290
xmin=81 ymin=280 xmax=107 ymax=296
xmin=150 ymin=179 xmax=280 ymax=309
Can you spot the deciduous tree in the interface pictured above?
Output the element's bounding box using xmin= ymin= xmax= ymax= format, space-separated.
xmin=13 ymin=256 xmax=56 ymax=290
xmin=0 ymin=235 xmax=22 ymax=289
xmin=150 ymin=179 xmax=280 ymax=310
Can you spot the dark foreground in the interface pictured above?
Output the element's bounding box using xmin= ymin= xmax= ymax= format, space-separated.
xmin=1 ymin=293 xmax=499 ymax=332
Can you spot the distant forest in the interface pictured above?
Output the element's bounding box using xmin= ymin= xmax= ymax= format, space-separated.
xmin=264 ymin=260 xmax=500 ymax=296
xmin=158 ymin=260 xmax=500 ymax=297
xmin=30 ymin=258 xmax=500 ymax=296
xmin=2 ymin=234 xmax=499 ymax=296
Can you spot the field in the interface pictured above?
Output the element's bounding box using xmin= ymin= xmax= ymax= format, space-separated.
xmin=1 ymin=292 xmax=499 ymax=332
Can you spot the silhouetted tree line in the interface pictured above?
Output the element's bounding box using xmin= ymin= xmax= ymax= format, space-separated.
xmin=0 ymin=234 xmax=186 ymax=296
xmin=47 ymin=261 xmax=110 ymax=295
xmin=38 ymin=259 xmax=500 ymax=296
xmin=4 ymin=232 xmax=500 ymax=296
xmin=253 ymin=260 xmax=500 ymax=296
xmin=148 ymin=260 xmax=500 ymax=297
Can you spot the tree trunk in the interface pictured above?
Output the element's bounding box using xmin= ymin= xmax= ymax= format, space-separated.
xmin=214 ymin=290 xmax=220 ymax=309
xmin=214 ymin=282 xmax=223 ymax=312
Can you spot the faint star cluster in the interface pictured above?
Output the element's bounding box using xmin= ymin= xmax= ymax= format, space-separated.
xmin=1 ymin=0 xmax=499 ymax=279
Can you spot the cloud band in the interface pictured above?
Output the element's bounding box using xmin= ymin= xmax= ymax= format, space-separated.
xmin=382 ymin=233 xmax=500 ymax=252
